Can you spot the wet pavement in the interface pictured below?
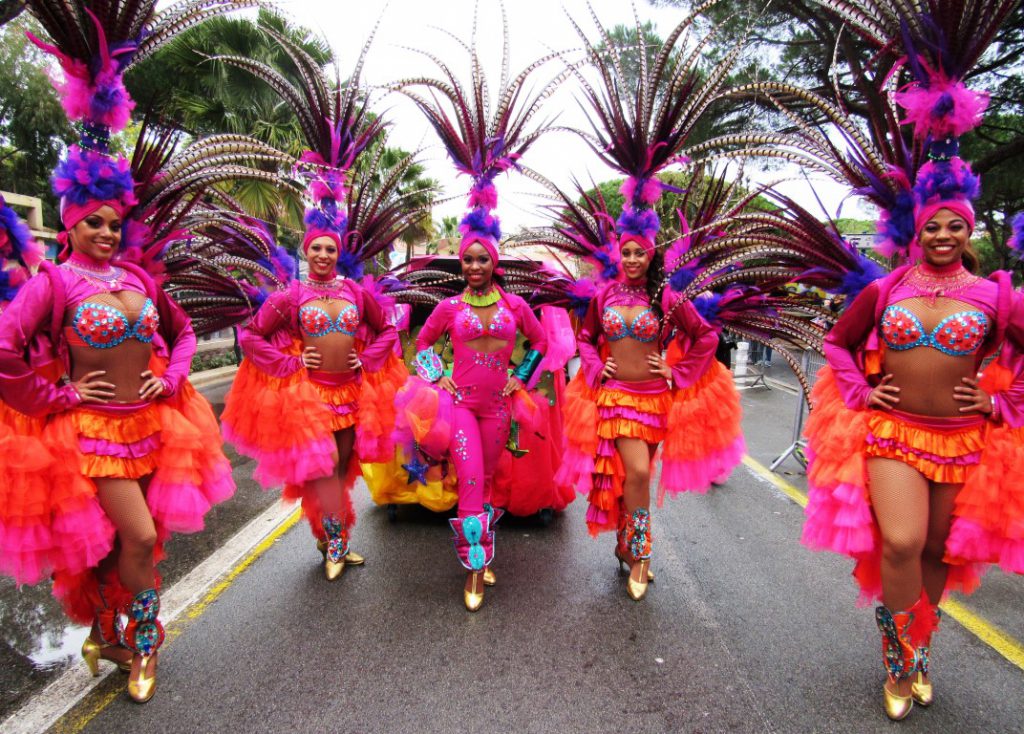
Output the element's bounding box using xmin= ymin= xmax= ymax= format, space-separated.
xmin=2 ymin=363 xmax=1023 ymax=733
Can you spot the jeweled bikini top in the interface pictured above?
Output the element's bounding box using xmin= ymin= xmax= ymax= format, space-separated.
xmin=299 ymin=303 xmax=360 ymax=337
xmin=70 ymin=299 xmax=159 ymax=348
xmin=454 ymin=301 xmax=516 ymax=342
xmin=880 ymin=304 xmax=989 ymax=356
xmin=601 ymin=307 xmax=660 ymax=343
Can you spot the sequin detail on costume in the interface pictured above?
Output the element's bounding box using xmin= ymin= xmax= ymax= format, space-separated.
xmin=602 ymin=307 xmax=659 ymax=343
xmin=473 ymin=351 xmax=505 ymax=371
xmin=119 ymin=588 xmax=164 ymax=656
xmin=299 ymin=303 xmax=360 ymax=337
xmin=881 ymin=305 xmax=989 ymax=355
xmin=454 ymin=429 xmax=469 ymax=461
xmin=454 ymin=303 xmax=516 ymax=342
xmin=321 ymin=514 xmax=349 ymax=562
xmin=72 ymin=299 xmax=159 ymax=348
xmin=626 ymin=508 xmax=652 ymax=561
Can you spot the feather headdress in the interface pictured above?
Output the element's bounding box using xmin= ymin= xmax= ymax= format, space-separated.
xmin=0 ymin=195 xmax=44 ymax=307
xmin=398 ymin=2 xmax=562 ymax=264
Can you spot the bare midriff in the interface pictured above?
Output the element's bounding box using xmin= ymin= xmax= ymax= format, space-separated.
xmin=881 ymin=297 xmax=980 ymax=417
xmin=607 ymin=306 xmax=660 ymax=382
xmin=67 ymin=291 xmax=153 ymax=403
xmin=302 ymin=299 xmax=356 ymax=373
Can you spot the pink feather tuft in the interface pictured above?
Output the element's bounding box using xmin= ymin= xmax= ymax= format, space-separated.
xmin=894 ymin=71 xmax=989 ymax=140
xmin=468 ymin=181 xmax=498 ymax=210
xmin=620 ymin=177 xmax=663 ymax=207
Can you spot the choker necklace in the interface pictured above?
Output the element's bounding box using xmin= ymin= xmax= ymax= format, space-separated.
xmin=462 ymin=286 xmax=500 ymax=307
xmin=905 ymin=264 xmax=978 ymax=305
xmin=306 ymin=275 xmax=345 ymax=290
xmin=64 ymin=257 xmax=123 ymax=290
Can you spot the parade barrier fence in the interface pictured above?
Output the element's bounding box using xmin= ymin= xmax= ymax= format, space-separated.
xmin=770 ymin=349 xmax=826 ymax=472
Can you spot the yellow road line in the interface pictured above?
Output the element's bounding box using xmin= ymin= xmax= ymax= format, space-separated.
xmin=743 ymin=453 xmax=1024 ymax=674
xmin=53 ymin=508 xmax=302 ymax=734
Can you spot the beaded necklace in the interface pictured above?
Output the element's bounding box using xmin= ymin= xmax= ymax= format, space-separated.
xmin=904 ymin=264 xmax=979 ymax=306
xmin=64 ymin=255 xmax=124 ymax=291
xmin=462 ymin=286 xmax=500 ymax=307
xmin=306 ymin=275 xmax=346 ymax=301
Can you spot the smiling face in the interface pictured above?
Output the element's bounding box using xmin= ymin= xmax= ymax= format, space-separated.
xmin=69 ymin=205 xmax=122 ymax=263
xmin=461 ymin=243 xmax=495 ymax=290
xmin=919 ymin=208 xmax=971 ymax=268
xmin=619 ymin=240 xmax=651 ymax=281
xmin=306 ymin=236 xmax=339 ymax=279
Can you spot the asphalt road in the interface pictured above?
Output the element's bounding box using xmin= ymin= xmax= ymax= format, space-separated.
xmin=4 ymin=370 xmax=1024 ymax=733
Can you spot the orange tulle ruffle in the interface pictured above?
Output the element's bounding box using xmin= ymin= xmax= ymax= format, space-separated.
xmin=309 ymin=378 xmax=359 ymax=432
xmin=864 ymin=412 xmax=983 ymax=484
xmin=55 ymin=403 xmax=161 ymax=478
xmin=595 ymin=385 xmax=671 ymax=444
xmin=355 ymin=353 xmax=409 ymax=463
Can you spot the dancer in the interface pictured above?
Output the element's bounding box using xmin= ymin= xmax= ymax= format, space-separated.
xmin=220 ymin=31 xmax=412 ymax=580
xmin=0 ymin=1 xmax=272 ymax=703
xmin=554 ymin=11 xmax=745 ymax=601
xmin=799 ymin=0 xmax=1024 ymax=720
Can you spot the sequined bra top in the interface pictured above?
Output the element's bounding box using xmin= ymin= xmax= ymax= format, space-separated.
xmin=602 ymin=307 xmax=659 ymax=343
xmin=69 ymin=299 xmax=160 ymax=349
xmin=880 ymin=304 xmax=989 ymax=356
xmin=299 ymin=303 xmax=360 ymax=337
xmin=454 ymin=302 xmax=516 ymax=342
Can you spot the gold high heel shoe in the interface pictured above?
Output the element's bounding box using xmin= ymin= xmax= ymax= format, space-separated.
xmin=483 ymin=567 xmax=496 ymax=587
xmin=81 ymin=636 xmax=132 ymax=676
xmin=464 ymin=571 xmax=485 ymax=612
xmin=128 ymin=653 xmax=158 ymax=704
xmin=910 ymin=672 xmax=933 ymax=706
xmin=883 ymin=681 xmax=913 ymax=721
xmin=615 ymin=550 xmax=654 ymax=582
xmin=626 ymin=559 xmax=651 ymax=601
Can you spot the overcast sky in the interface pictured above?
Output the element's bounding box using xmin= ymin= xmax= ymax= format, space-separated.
xmin=273 ymin=0 xmax=865 ymax=233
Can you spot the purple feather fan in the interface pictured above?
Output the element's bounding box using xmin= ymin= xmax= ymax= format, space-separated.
xmin=51 ymin=145 xmax=136 ymax=207
xmin=913 ymin=157 xmax=980 ymax=207
xmin=459 ymin=207 xmax=502 ymax=242
xmin=616 ymin=207 xmax=659 ymax=244
xmin=1008 ymin=212 xmax=1024 ymax=256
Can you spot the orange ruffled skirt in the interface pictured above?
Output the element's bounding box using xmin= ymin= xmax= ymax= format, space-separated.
xmin=801 ymin=364 xmax=1024 ymax=603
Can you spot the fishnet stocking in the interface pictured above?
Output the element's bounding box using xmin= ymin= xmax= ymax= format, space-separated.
xmin=95 ymin=478 xmax=156 ymax=593
xmin=867 ymin=457 xmax=929 ymax=610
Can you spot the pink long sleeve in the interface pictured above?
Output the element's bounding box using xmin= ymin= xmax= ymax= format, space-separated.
xmin=238 ymin=290 xmax=303 ymax=378
xmin=416 ymin=299 xmax=454 ymax=351
xmin=0 ymin=275 xmax=81 ymax=416
xmin=356 ymin=285 xmax=398 ymax=373
xmin=576 ymin=300 xmax=606 ymax=388
xmin=822 ymin=282 xmax=880 ymax=411
xmin=156 ymin=292 xmax=196 ymax=395
xmin=991 ymin=291 xmax=1024 ymax=428
xmin=665 ymin=294 xmax=718 ymax=390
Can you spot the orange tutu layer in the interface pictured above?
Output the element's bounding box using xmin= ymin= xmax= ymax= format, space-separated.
xmin=361 ymin=446 xmax=459 ymax=513
xmin=802 ymin=366 xmax=985 ymax=603
xmin=596 ymin=386 xmax=671 ymax=444
xmin=309 ymin=379 xmax=359 ymax=432
xmin=221 ymin=359 xmax=339 ymax=487
xmin=864 ymin=412 xmax=983 ymax=484
xmin=356 ymin=353 xmax=408 ymax=463
xmin=56 ymin=403 xmax=161 ymax=479
xmin=660 ymin=360 xmax=745 ymax=498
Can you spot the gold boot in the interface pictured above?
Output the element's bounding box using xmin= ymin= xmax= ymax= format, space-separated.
xmin=615 ymin=549 xmax=654 ymax=582
xmin=318 ymin=540 xmax=365 ymax=566
xmin=483 ymin=567 xmax=496 ymax=587
xmin=128 ymin=654 xmax=158 ymax=704
xmin=883 ymin=681 xmax=913 ymax=721
xmin=626 ymin=559 xmax=651 ymax=601
xmin=464 ymin=571 xmax=485 ymax=612
xmin=81 ymin=636 xmax=132 ymax=676
xmin=911 ymin=672 xmax=933 ymax=707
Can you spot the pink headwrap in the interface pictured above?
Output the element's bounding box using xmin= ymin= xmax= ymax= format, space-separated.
xmin=618 ymin=232 xmax=656 ymax=260
xmin=459 ymin=233 xmax=500 ymax=266
xmin=56 ymin=197 xmax=130 ymax=261
xmin=914 ymin=200 xmax=976 ymax=235
xmin=302 ymin=227 xmax=343 ymax=252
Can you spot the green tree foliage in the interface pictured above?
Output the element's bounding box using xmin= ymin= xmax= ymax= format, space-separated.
xmin=0 ymin=15 xmax=73 ymax=223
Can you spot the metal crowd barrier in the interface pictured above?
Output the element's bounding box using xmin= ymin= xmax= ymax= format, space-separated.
xmin=769 ymin=349 xmax=827 ymax=472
